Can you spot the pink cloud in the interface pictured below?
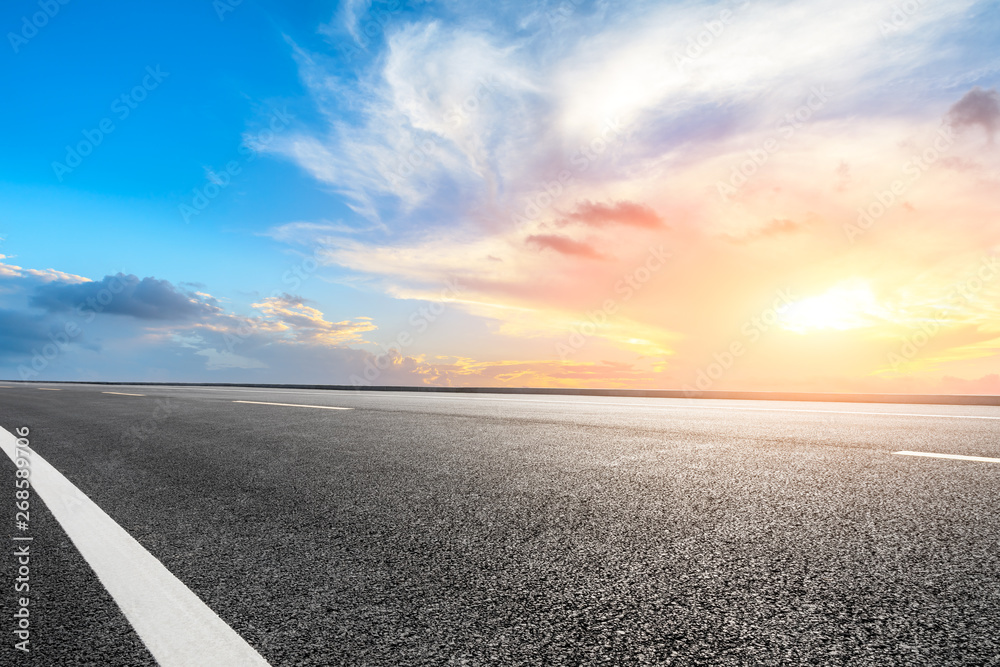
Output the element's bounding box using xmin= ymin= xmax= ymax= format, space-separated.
xmin=525 ymin=234 xmax=604 ymax=259
xmin=562 ymin=200 xmax=663 ymax=229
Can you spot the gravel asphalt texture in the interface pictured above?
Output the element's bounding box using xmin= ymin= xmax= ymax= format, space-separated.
xmin=1 ymin=383 xmax=999 ymax=666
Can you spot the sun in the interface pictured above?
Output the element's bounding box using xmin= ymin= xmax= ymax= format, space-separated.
xmin=779 ymin=279 xmax=886 ymax=334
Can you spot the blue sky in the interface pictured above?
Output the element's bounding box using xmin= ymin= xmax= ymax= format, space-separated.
xmin=2 ymin=1 xmax=337 ymax=283
xmin=3 ymin=0 xmax=1000 ymax=391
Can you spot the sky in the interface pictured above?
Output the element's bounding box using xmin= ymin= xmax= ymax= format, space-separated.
xmin=2 ymin=0 xmax=999 ymax=393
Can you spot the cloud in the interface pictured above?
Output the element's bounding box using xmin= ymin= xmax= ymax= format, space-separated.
xmin=271 ymin=21 xmax=538 ymax=222
xmin=0 ymin=259 xmax=90 ymax=283
xmin=151 ymin=1 xmax=1000 ymax=396
xmin=948 ymin=86 xmax=1000 ymax=139
xmin=0 ymin=255 xmax=678 ymax=388
xmin=274 ymin=0 xmax=983 ymax=238
xmin=7 ymin=2 xmax=999 ymax=394
xmin=329 ymin=0 xmax=372 ymax=44
xmin=265 ymin=220 xmax=374 ymax=244
xmin=379 ymin=356 xmax=670 ymax=388
xmin=30 ymin=274 xmax=221 ymax=320
xmin=525 ymin=234 xmax=604 ymax=259
xmin=0 ymin=310 xmax=49 ymax=359
xmin=561 ymin=200 xmax=664 ymax=228
xmin=251 ymin=293 xmax=377 ymax=346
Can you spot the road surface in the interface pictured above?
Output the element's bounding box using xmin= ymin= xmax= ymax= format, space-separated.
xmin=1 ymin=382 xmax=999 ymax=665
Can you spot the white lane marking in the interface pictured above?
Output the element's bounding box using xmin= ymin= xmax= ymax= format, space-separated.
xmin=182 ymin=387 xmax=334 ymax=395
xmin=75 ymin=385 xmax=1000 ymax=420
xmin=896 ymin=450 xmax=1000 ymax=464
xmin=102 ymin=391 xmax=146 ymax=397
xmin=201 ymin=390 xmax=1000 ymax=420
xmin=0 ymin=428 xmax=271 ymax=666
xmin=195 ymin=389 xmax=344 ymax=398
xmin=36 ymin=388 xmax=61 ymax=391
xmin=232 ymin=400 xmax=352 ymax=410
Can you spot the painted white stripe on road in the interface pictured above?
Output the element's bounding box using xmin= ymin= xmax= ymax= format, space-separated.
xmin=184 ymin=387 xmax=336 ymax=395
xmin=895 ymin=450 xmax=1000 ymax=464
xmin=36 ymin=388 xmax=61 ymax=391
xmin=232 ymin=400 xmax=353 ymax=410
xmin=186 ymin=389 xmax=1000 ymax=420
xmin=70 ymin=385 xmax=1000 ymax=420
xmin=0 ymin=427 xmax=271 ymax=666
xmin=102 ymin=391 xmax=146 ymax=397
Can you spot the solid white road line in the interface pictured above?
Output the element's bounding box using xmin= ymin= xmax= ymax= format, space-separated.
xmin=102 ymin=391 xmax=146 ymax=397
xmin=232 ymin=400 xmax=352 ymax=410
xmin=0 ymin=428 xmax=271 ymax=666
xmin=895 ymin=450 xmax=1000 ymax=464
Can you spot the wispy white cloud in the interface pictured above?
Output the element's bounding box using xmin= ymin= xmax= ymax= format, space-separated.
xmin=0 ymin=260 xmax=91 ymax=284
xmin=250 ymin=0 xmax=1000 ymax=392
xmin=271 ymin=0 xmax=980 ymax=233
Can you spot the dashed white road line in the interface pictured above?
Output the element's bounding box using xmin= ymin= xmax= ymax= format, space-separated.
xmin=184 ymin=389 xmax=1000 ymax=421
xmin=29 ymin=384 xmax=1000 ymax=420
xmin=895 ymin=450 xmax=1000 ymax=464
xmin=102 ymin=391 xmax=146 ymax=397
xmin=36 ymin=388 xmax=61 ymax=391
xmin=310 ymin=393 xmax=1000 ymax=420
xmin=0 ymin=427 xmax=271 ymax=666
xmin=232 ymin=400 xmax=352 ymax=410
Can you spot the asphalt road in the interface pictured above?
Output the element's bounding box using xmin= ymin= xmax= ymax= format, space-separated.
xmin=1 ymin=382 xmax=999 ymax=666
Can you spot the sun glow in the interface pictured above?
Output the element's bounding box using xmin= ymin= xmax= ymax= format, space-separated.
xmin=779 ymin=280 xmax=887 ymax=334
